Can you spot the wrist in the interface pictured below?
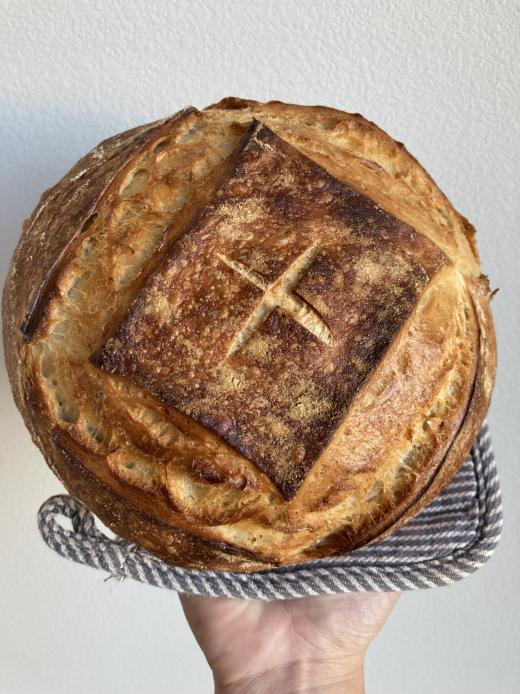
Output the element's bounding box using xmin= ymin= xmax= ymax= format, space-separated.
xmin=214 ymin=656 xmax=365 ymax=694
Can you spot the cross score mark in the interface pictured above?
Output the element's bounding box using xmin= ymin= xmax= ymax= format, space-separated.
xmin=217 ymin=245 xmax=332 ymax=357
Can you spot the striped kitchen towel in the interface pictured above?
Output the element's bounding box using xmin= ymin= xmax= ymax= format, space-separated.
xmin=38 ymin=424 xmax=501 ymax=600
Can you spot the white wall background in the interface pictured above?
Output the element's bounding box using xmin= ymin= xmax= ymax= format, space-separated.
xmin=1 ymin=1 xmax=519 ymax=692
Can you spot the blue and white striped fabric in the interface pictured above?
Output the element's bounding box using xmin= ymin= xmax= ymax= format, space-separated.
xmin=38 ymin=425 xmax=501 ymax=600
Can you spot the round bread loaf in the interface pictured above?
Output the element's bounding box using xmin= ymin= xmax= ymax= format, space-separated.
xmin=2 ymin=98 xmax=496 ymax=572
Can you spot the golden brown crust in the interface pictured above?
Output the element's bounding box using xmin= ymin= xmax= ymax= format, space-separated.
xmin=2 ymin=98 xmax=496 ymax=572
xmin=354 ymin=274 xmax=496 ymax=551
xmin=93 ymin=121 xmax=448 ymax=499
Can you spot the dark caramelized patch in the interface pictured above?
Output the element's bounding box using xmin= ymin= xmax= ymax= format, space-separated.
xmin=93 ymin=122 xmax=448 ymax=499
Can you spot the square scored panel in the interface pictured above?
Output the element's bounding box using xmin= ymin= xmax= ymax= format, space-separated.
xmin=94 ymin=123 xmax=448 ymax=499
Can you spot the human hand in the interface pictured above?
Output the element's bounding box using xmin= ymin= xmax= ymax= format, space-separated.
xmin=179 ymin=589 xmax=399 ymax=693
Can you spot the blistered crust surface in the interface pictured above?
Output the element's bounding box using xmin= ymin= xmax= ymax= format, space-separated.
xmin=95 ymin=122 xmax=447 ymax=498
xmin=2 ymin=98 xmax=495 ymax=571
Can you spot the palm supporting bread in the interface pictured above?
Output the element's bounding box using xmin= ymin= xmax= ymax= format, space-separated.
xmin=2 ymin=98 xmax=496 ymax=572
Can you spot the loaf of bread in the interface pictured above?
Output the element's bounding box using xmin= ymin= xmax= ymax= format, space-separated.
xmin=2 ymin=98 xmax=496 ymax=572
